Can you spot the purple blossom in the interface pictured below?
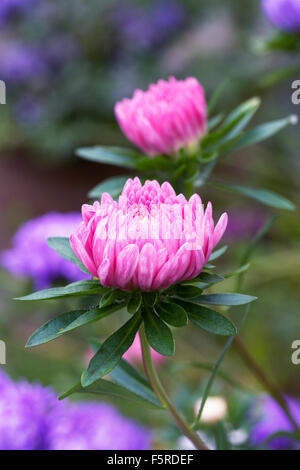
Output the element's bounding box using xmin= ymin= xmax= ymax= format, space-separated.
xmin=48 ymin=403 xmax=151 ymax=450
xmin=0 ymin=0 xmax=35 ymax=24
xmin=251 ymin=395 xmax=300 ymax=449
xmin=262 ymin=0 xmax=300 ymax=32
xmin=0 ymin=41 xmax=48 ymax=84
xmin=1 ymin=212 xmax=89 ymax=289
xmin=45 ymin=35 xmax=79 ymax=69
xmin=0 ymin=370 xmax=58 ymax=450
xmin=0 ymin=371 xmax=150 ymax=450
xmin=224 ymin=209 xmax=267 ymax=242
xmin=112 ymin=0 xmax=185 ymax=51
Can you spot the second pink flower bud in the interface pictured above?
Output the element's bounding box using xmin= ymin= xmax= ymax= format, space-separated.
xmin=114 ymin=77 xmax=207 ymax=157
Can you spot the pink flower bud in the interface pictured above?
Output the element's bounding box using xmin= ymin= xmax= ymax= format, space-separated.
xmin=114 ymin=77 xmax=207 ymax=157
xmin=70 ymin=178 xmax=227 ymax=291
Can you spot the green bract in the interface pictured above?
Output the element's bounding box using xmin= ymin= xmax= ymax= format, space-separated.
xmin=18 ymin=240 xmax=257 ymax=392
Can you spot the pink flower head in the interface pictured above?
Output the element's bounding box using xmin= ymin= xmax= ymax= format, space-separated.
xmin=70 ymin=178 xmax=227 ymax=291
xmin=114 ymin=77 xmax=207 ymax=157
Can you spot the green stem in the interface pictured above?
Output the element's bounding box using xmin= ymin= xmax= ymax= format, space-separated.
xmin=183 ymin=173 xmax=299 ymax=431
xmin=139 ymin=325 xmax=209 ymax=451
xmin=233 ymin=335 xmax=299 ymax=431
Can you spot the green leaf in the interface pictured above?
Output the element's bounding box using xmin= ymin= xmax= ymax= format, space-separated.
xmin=215 ymin=422 xmax=232 ymax=450
xmin=208 ymin=114 xmax=224 ymax=131
xmin=76 ymin=146 xmax=139 ymax=169
xmin=26 ymin=303 xmax=125 ymax=347
xmin=135 ymin=155 xmax=174 ymax=172
xmin=236 ymin=215 xmax=277 ymax=291
xmin=15 ymin=280 xmax=104 ymax=301
xmin=59 ymin=377 xmax=161 ymax=408
xmin=193 ymin=305 xmax=250 ymax=429
xmin=215 ymin=182 xmax=295 ymax=211
xmin=47 ymin=237 xmax=90 ymax=274
xmin=193 ymin=293 xmax=257 ymax=306
xmin=254 ymin=30 xmax=300 ymax=53
xmin=222 ymin=97 xmax=261 ymax=137
xmin=110 ymin=360 xmax=162 ymax=408
xmin=224 ymin=263 xmax=250 ymax=279
xmin=99 ymin=290 xmax=119 ymax=308
xmin=208 ymin=79 xmax=229 ymax=115
xmin=203 ymin=97 xmax=260 ymax=150
xmin=88 ymin=338 xmax=163 ymax=409
xmin=127 ymin=292 xmax=142 ymax=315
xmin=81 ymin=312 xmax=142 ymax=386
xmin=231 ymin=115 xmax=298 ymax=152
xmin=209 ymin=245 xmax=228 ymax=261
xmin=143 ymin=292 xmax=158 ymax=307
xmin=142 ymin=307 xmax=175 ymax=356
xmin=155 ymin=301 xmax=188 ymax=327
xmin=88 ymin=175 xmax=130 ymax=199
xmin=173 ymin=285 xmax=203 ymax=299
xmin=174 ymin=300 xmax=236 ymax=336
xmin=182 ymin=273 xmax=224 ymax=289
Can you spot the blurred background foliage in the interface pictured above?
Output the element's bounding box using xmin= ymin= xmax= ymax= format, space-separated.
xmin=0 ymin=0 xmax=299 ymax=448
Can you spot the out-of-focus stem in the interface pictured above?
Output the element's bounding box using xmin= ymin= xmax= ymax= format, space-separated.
xmin=234 ymin=335 xmax=299 ymax=431
xmin=139 ymin=325 xmax=209 ymax=451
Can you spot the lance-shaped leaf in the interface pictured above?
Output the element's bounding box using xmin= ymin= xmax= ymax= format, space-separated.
xmin=15 ymin=280 xmax=105 ymax=301
xmin=231 ymin=115 xmax=297 ymax=152
xmin=209 ymin=245 xmax=228 ymax=261
xmin=203 ymin=97 xmax=260 ymax=149
xmin=155 ymin=301 xmax=188 ymax=327
xmin=26 ymin=302 xmax=126 ymax=347
xmin=142 ymin=307 xmax=175 ymax=356
xmin=88 ymin=338 xmax=163 ymax=409
xmin=59 ymin=377 xmax=162 ymax=409
xmin=127 ymin=292 xmax=142 ymax=315
xmin=76 ymin=146 xmax=140 ymax=169
xmin=174 ymin=284 xmax=203 ymax=299
xmin=173 ymin=299 xmax=236 ymax=336
xmin=47 ymin=237 xmax=90 ymax=274
xmin=193 ymin=293 xmax=257 ymax=306
xmin=81 ymin=312 xmax=142 ymax=387
xmin=215 ymin=182 xmax=295 ymax=211
xmin=221 ymin=97 xmax=261 ymax=139
xmin=88 ymin=175 xmax=130 ymax=199
xmin=182 ymin=273 xmax=224 ymax=289
xmin=208 ymin=79 xmax=229 ymax=115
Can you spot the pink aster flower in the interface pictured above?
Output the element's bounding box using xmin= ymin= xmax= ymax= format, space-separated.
xmin=114 ymin=77 xmax=207 ymax=157
xmin=70 ymin=178 xmax=227 ymax=291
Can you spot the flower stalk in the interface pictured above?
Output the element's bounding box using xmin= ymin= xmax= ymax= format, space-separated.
xmin=139 ymin=324 xmax=209 ymax=451
xmin=233 ymin=335 xmax=299 ymax=431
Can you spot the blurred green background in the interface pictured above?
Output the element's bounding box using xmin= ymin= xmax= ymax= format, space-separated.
xmin=0 ymin=0 xmax=299 ymax=448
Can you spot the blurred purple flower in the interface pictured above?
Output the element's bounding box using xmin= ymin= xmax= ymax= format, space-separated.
xmin=0 ymin=0 xmax=35 ymax=24
xmin=0 ymin=370 xmax=58 ymax=450
xmin=262 ymin=0 xmax=300 ymax=32
xmin=224 ymin=209 xmax=267 ymax=242
xmin=251 ymin=395 xmax=300 ymax=449
xmin=45 ymin=35 xmax=79 ymax=69
xmin=48 ymin=403 xmax=150 ymax=450
xmin=0 ymin=41 xmax=48 ymax=84
xmin=112 ymin=0 xmax=185 ymax=51
xmin=1 ymin=212 xmax=89 ymax=289
xmin=0 ymin=371 xmax=150 ymax=450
